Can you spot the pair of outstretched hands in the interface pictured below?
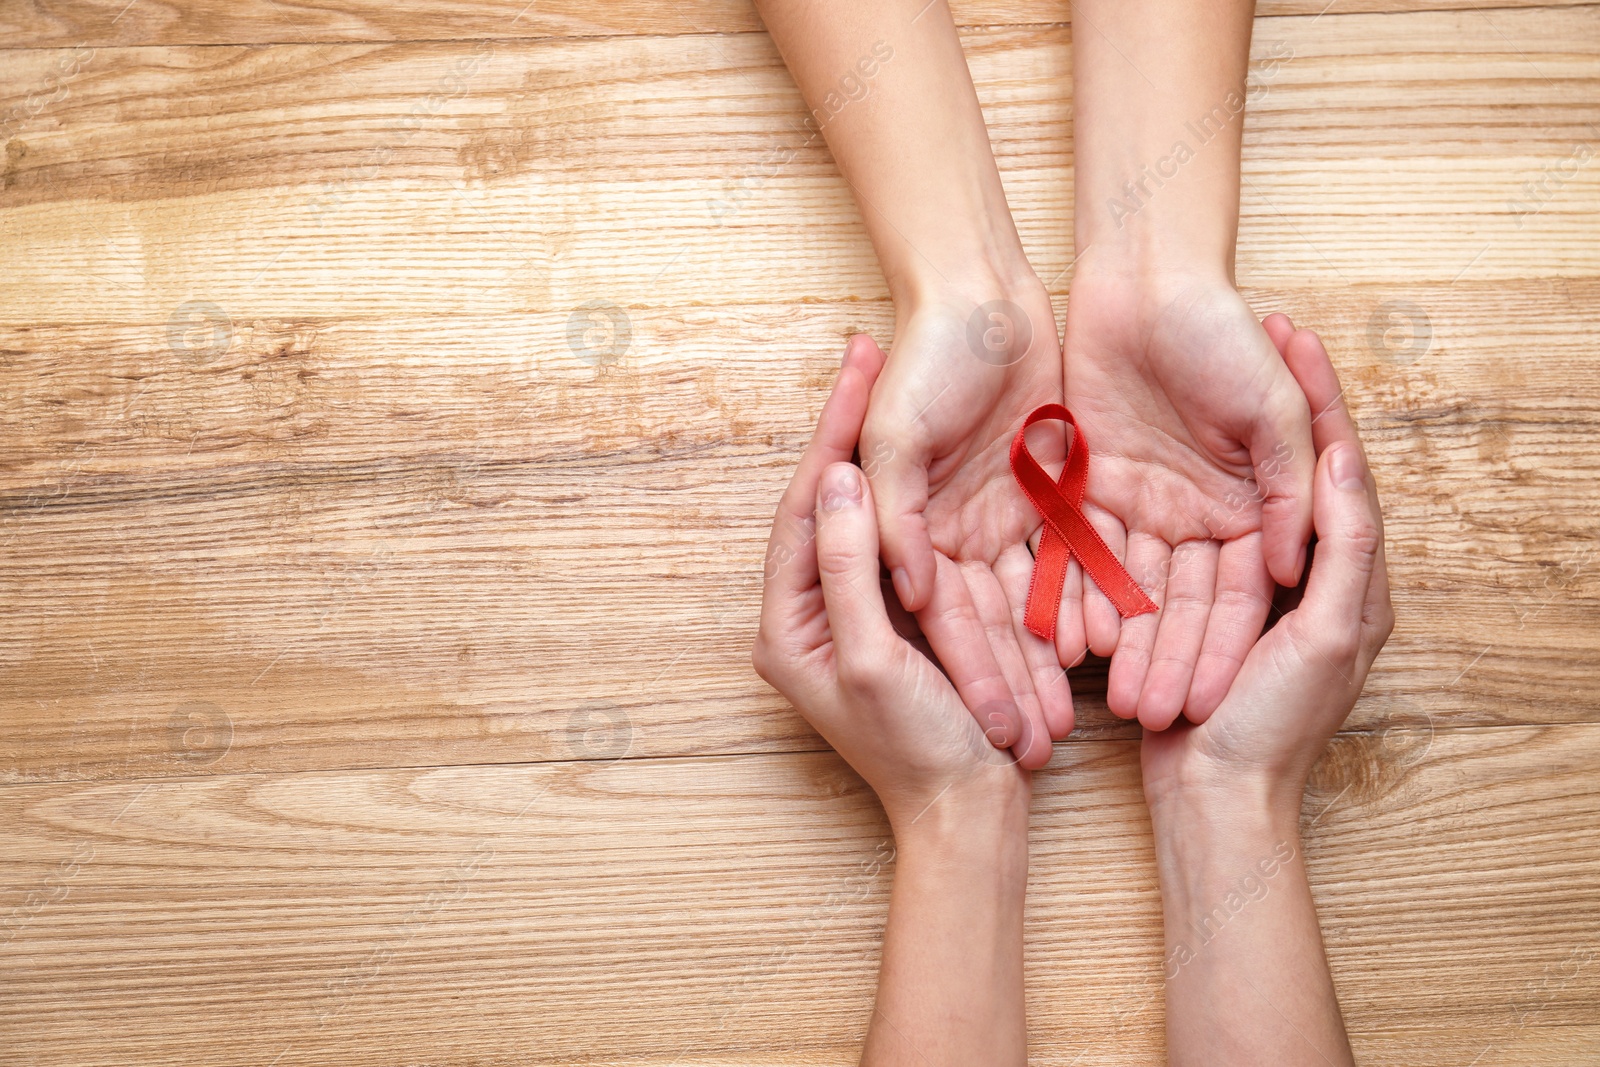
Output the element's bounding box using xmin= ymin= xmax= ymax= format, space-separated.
xmin=863 ymin=277 xmax=1334 ymax=768
xmin=755 ymin=308 xmax=1393 ymax=823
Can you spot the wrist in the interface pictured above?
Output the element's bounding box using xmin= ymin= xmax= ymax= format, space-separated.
xmin=1074 ymin=198 xmax=1238 ymax=284
xmin=1147 ymin=792 xmax=1303 ymax=912
xmin=895 ymin=264 xmax=1055 ymax=371
xmin=1069 ymin=245 xmax=1233 ymax=309
xmin=888 ymin=773 xmax=1031 ymax=869
xmin=1145 ymin=770 xmax=1303 ymax=857
xmin=890 ymin=239 xmax=1045 ymax=319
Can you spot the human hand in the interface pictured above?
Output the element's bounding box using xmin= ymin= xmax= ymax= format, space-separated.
xmin=1139 ymin=320 xmax=1394 ymax=819
xmin=860 ymin=282 xmax=1072 ymax=770
xmin=754 ymin=335 xmax=1032 ymax=829
xmin=1058 ymin=262 xmax=1317 ymax=729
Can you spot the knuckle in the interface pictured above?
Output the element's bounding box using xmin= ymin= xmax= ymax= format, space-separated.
xmin=1277 ymin=623 xmax=1324 ymax=673
xmin=815 ymin=542 xmax=858 ymax=582
xmin=1342 ymin=515 xmax=1383 ymax=570
xmin=834 ymin=650 xmax=885 ymax=698
xmin=1369 ymin=598 xmax=1397 ymax=649
xmin=1318 ymin=621 xmax=1363 ymax=666
xmin=753 ymin=629 xmax=804 ymax=685
xmin=751 ymin=634 xmax=777 ymax=685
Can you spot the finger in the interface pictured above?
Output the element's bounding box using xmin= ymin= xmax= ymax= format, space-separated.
xmin=1262 ymin=312 xmax=1296 ymax=353
xmin=776 ymin=334 xmax=887 ymax=526
xmin=882 ymin=572 xmax=934 ymax=660
xmin=1294 ymin=442 xmax=1381 ymax=659
xmin=916 ymin=552 xmax=1024 ymax=749
xmin=966 ymin=559 xmax=1054 ymax=769
xmin=1185 ymin=532 xmax=1273 ymax=723
xmin=1105 ymin=532 xmax=1169 ymax=720
xmin=1081 ymin=502 xmax=1126 ymax=657
xmin=1027 ymin=524 xmax=1088 ymax=669
xmin=1260 ymin=312 xmax=1313 ymax=588
xmin=998 ymin=543 xmax=1076 ymax=742
xmin=1282 ymin=328 xmax=1358 ymax=457
xmin=1279 ymin=327 xmax=1391 ymax=667
xmin=1056 ymin=553 xmax=1090 ymax=669
xmin=764 ymin=335 xmax=889 ymax=601
xmin=1361 ymin=511 xmax=1395 ymax=674
xmin=1136 ymin=538 xmax=1218 ymax=731
xmin=1251 ymin=343 xmax=1316 ymax=589
xmin=843 ymin=330 xmax=890 ymax=386
xmin=860 ymin=341 xmax=937 ymax=613
xmin=813 ymin=462 xmax=900 ymax=667
xmin=1280 ymin=326 xmax=1388 ymax=581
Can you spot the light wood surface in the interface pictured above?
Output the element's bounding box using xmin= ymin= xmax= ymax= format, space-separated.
xmin=2 ymin=727 xmax=1597 ymax=1064
xmin=2 ymin=1 xmax=1597 ymax=1063
xmin=5 ymin=0 xmax=1598 ymax=49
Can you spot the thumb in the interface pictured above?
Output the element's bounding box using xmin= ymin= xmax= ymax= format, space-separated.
xmin=1295 ymin=441 xmax=1381 ymax=652
xmin=815 ymin=463 xmax=900 ymax=670
xmin=1251 ymin=374 xmax=1316 ymax=588
xmin=854 ymin=331 xmax=937 ymax=611
xmin=861 ymin=414 xmax=937 ymax=614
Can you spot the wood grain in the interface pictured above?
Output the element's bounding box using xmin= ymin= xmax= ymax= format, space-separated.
xmin=1 ymin=279 xmax=1598 ymax=782
xmin=5 ymin=0 xmax=1598 ymax=50
xmin=4 ymin=15 xmax=1598 ymax=221
xmin=1 ymin=726 xmax=1596 ymax=1065
xmin=1 ymin=2 xmax=1597 ymax=1060
xmin=1 ymin=7 xmax=1598 ymax=782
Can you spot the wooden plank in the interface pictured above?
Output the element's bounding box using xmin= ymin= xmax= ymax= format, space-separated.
xmin=4 ymin=0 xmax=1598 ymax=51
xmin=1 ymin=2 xmax=1594 ymax=1059
xmin=2 ymin=6 xmax=1598 ymax=782
xmin=1352 ymin=1025 xmax=1600 ymax=1066
xmin=1 ymin=724 xmax=1596 ymax=1064
xmin=2 ymin=279 xmax=1597 ymax=782
xmin=0 ymin=13 xmax=1595 ymax=303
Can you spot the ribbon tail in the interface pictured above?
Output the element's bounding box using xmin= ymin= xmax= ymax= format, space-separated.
xmin=1055 ymin=518 xmax=1159 ymax=619
xmin=1024 ymin=526 xmax=1070 ymax=640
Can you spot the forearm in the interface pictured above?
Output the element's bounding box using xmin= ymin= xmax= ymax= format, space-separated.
xmin=755 ymin=0 xmax=1038 ymax=306
xmin=1149 ymin=790 xmax=1353 ymax=1067
xmin=1071 ymin=0 xmax=1256 ymax=277
xmin=864 ymin=790 xmax=1031 ymax=1067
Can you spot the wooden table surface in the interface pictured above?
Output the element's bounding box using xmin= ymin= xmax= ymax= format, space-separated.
xmin=2 ymin=2 xmax=1598 ymax=1064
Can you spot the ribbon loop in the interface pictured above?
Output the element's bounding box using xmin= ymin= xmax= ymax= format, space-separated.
xmin=1010 ymin=404 xmax=1158 ymax=640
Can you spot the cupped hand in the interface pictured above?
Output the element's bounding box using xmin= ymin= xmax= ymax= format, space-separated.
xmin=860 ymin=283 xmax=1074 ymax=769
xmin=1139 ymin=322 xmax=1394 ymax=814
xmin=1059 ymin=265 xmax=1317 ymax=730
xmin=753 ymin=337 xmax=1032 ymax=826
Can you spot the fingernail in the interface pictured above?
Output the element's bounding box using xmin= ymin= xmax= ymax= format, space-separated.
xmin=821 ymin=466 xmax=861 ymax=511
xmin=840 ymin=338 xmax=856 ymax=367
xmin=891 ymin=567 xmax=914 ymax=606
xmin=1330 ymin=443 xmax=1367 ymax=489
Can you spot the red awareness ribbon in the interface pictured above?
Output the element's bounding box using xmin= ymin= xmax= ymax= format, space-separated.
xmin=1010 ymin=404 xmax=1158 ymax=640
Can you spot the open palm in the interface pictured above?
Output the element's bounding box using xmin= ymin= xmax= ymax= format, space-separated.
xmin=859 ymin=286 xmax=1072 ymax=768
xmin=1061 ymin=274 xmax=1315 ymax=728
xmin=1139 ymin=319 xmax=1393 ymax=807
